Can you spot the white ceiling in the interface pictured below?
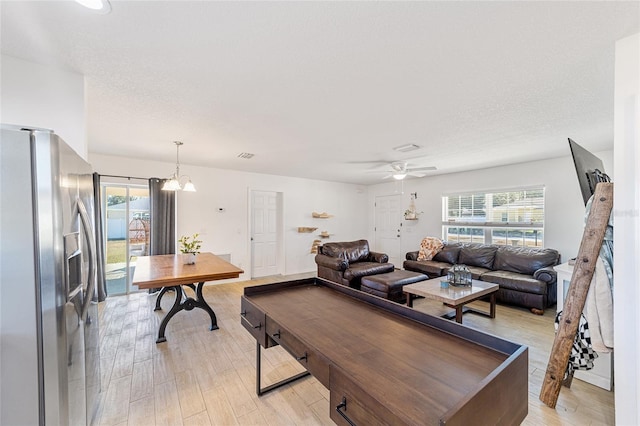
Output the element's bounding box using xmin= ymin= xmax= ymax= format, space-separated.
xmin=1 ymin=1 xmax=638 ymax=185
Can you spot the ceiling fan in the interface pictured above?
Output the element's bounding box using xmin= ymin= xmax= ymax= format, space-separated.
xmin=369 ymin=161 xmax=437 ymax=180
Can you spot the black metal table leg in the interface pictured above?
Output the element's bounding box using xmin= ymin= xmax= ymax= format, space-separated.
xmin=256 ymin=341 xmax=309 ymax=395
xmin=154 ymin=286 xmax=173 ymax=311
xmin=155 ymin=282 xmax=219 ymax=343
xmin=155 ymin=285 xmax=193 ymax=312
xmin=195 ymin=282 xmax=218 ymax=331
xmin=156 ymin=286 xmax=182 ymax=343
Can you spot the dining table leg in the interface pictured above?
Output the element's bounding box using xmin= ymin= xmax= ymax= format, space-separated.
xmin=155 ymin=282 xmax=219 ymax=343
xmin=156 ymin=285 xmax=182 ymax=343
xmin=154 ymin=286 xmax=172 ymax=311
xmin=195 ymin=281 xmax=219 ymax=331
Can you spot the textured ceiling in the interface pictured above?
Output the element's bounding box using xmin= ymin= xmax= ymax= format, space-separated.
xmin=1 ymin=1 xmax=638 ymax=184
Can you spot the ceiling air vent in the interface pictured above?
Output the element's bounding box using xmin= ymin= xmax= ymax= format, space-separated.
xmin=393 ymin=143 xmax=421 ymax=153
xmin=237 ymin=152 xmax=254 ymax=159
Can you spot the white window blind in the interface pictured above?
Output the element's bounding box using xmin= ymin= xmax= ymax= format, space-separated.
xmin=442 ymin=187 xmax=545 ymax=247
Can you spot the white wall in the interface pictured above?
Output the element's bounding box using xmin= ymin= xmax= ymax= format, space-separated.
xmin=613 ymin=32 xmax=639 ymax=426
xmin=0 ymin=55 xmax=86 ymax=159
xmin=90 ymin=153 xmax=368 ymax=280
xmin=367 ymin=151 xmax=613 ymax=263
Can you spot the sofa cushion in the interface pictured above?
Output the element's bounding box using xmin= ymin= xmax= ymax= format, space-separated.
xmin=458 ymin=245 xmax=498 ymax=269
xmin=343 ymin=262 xmax=395 ymax=281
xmin=403 ymin=260 xmax=450 ymax=277
xmin=493 ymin=246 xmax=560 ymax=276
xmin=322 ymin=240 xmax=370 ymax=264
xmin=432 ymin=243 xmax=462 ymax=264
xmin=465 ymin=266 xmax=491 ymax=280
xmin=481 ymin=270 xmax=547 ymax=295
xmin=417 ymin=237 xmax=444 ymax=261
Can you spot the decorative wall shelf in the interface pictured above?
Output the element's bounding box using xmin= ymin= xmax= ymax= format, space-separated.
xmin=312 ymin=212 xmax=333 ymax=219
xmin=309 ymin=212 xmax=331 ymax=253
xmin=297 ymin=227 xmax=318 ymax=233
xmin=310 ymin=239 xmax=322 ymax=254
xmin=404 ymin=192 xmax=421 ymax=221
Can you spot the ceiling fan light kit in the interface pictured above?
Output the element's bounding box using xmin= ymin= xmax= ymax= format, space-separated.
xmin=74 ymin=0 xmax=111 ymax=13
xmin=162 ymin=141 xmax=196 ymax=192
xmin=374 ymin=160 xmax=437 ymax=181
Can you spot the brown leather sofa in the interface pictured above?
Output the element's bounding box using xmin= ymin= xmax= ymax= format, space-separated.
xmin=315 ymin=240 xmax=395 ymax=289
xmin=404 ymin=242 xmax=560 ymax=313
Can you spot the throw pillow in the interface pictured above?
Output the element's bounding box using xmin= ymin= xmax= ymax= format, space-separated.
xmin=417 ymin=237 xmax=444 ymax=261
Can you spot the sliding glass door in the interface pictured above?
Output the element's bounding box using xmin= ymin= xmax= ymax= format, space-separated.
xmin=102 ymin=184 xmax=150 ymax=295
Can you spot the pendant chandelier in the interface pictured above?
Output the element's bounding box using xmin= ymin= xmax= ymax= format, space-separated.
xmin=161 ymin=141 xmax=196 ymax=192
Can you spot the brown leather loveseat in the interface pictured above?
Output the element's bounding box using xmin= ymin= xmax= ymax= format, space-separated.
xmin=404 ymin=241 xmax=560 ymax=314
xmin=315 ymin=240 xmax=395 ymax=289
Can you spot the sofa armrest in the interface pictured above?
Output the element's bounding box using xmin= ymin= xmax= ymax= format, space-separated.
xmin=406 ymin=251 xmax=419 ymax=261
xmin=533 ymin=266 xmax=557 ymax=284
xmin=368 ymin=251 xmax=389 ymax=263
xmin=315 ymin=254 xmax=348 ymax=271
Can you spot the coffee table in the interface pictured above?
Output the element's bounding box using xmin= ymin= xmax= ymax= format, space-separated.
xmin=403 ymin=278 xmax=498 ymax=323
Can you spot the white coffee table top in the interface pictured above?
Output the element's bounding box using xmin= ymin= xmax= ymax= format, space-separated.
xmin=403 ymin=278 xmax=498 ymax=306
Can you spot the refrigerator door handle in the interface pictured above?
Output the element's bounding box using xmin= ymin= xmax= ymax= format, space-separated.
xmin=77 ymin=197 xmax=97 ymax=321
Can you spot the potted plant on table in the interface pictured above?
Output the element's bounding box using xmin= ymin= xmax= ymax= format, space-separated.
xmin=179 ymin=233 xmax=202 ymax=265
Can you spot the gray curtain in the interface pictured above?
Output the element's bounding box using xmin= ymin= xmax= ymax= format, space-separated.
xmin=92 ymin=173 xmax=108 ymax=301
xmin=149 ymin=178 xmax=176 ymax=255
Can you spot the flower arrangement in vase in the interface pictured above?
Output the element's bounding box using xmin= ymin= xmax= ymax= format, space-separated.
xmin=179 ymin=233 xmax=202 ymax=264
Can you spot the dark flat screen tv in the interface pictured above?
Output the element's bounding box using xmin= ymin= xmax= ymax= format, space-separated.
xmin=568 ymin=138 xmax=611 ymax=205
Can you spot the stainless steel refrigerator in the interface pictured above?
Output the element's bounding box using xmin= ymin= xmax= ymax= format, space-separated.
xmin=0 ymin=125 xmax=100 ymax=425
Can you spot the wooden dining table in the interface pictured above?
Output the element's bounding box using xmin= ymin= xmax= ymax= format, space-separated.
xmin=132 ymin=253 xmax=243 ymax=343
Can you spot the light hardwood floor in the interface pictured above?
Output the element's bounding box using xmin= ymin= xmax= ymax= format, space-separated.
xmin=93 ymin=274 xmax=614 ymax=425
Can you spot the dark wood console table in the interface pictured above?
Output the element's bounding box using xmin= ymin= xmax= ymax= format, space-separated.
xmin=241 ymin=278 xmax=528 ymax=425
xmin=133 ymin=253 xmax=243 ymax=343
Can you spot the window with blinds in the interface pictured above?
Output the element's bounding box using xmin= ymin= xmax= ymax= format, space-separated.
xmin=441 ymin=187 xmax=545 ymax=247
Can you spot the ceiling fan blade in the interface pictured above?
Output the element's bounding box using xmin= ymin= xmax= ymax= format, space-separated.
xmin=409 ymin=166 xmax=437 ymax=171
xmin=381 ymin=173 xmax=393 ymax=179
xmin=408 ymin=171 xmax=427 ymax=178
xmin=345 ymin=160 xmax=389 ymax=167
xmin=365 ymin=169 xmax=394 ymax=174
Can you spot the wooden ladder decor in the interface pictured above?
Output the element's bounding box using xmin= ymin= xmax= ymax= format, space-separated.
xmin=539 ymin=182 xmax=613 ymax=408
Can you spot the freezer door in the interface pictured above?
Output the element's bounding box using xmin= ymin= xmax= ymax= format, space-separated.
xmin=77 ymin=194 xmax=101 ymax=424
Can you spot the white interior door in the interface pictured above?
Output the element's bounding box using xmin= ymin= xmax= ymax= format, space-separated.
xmin=375 ymin=194 xmax=403 ymax=268
xmin=251 ymin=190 xmax=279 ymax=278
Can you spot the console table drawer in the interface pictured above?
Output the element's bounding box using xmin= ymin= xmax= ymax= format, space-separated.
xmin=240 ymin=297 xmax=269 ymax=348
xmin=266 ymin=318 xmax=330 ymax=388
xmin=330 ymin=365 xmax=400 ymax=426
